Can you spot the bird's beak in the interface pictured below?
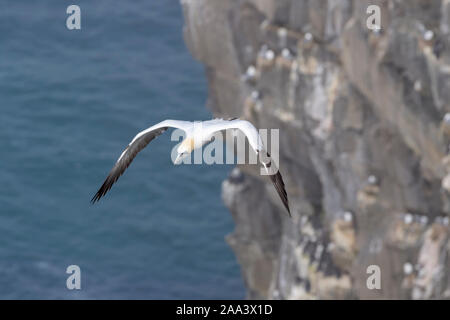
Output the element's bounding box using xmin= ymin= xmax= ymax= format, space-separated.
xmin=174 ymin=153 xmax=185 ymax=165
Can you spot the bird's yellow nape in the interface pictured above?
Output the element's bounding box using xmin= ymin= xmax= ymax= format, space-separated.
xmin=180 ymin=137 xmax=195 ymax=153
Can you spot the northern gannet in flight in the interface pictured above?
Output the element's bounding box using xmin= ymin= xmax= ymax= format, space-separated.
xmin=91 ymin=118 xmax=290 ymax=215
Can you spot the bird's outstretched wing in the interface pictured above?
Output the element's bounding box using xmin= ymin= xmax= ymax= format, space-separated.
xmin=260 ymin=151 xmax=291 ymax=216
xmin=91 ymin=120 xmax=191 ymax=203
xmin=205 ymin=119 xmax=291 ymax=216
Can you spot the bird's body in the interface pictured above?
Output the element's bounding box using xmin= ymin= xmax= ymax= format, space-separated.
xmin=92 ymin=118 xmax=290 ymax=215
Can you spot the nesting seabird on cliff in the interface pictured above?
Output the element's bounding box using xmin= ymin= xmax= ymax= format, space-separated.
xmin=91 ymin=118 xmax=290 ymax=216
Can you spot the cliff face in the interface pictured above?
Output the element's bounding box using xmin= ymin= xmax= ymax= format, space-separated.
xmin=182 ymin=0 xmax=450 ymax=299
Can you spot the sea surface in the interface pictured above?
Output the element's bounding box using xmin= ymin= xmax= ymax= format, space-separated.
xmin=0 ymin=0 xmax=244 ymax=299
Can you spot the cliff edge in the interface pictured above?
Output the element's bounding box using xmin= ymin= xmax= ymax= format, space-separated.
xmin=182 ymin=0 xmax=450 ymax=299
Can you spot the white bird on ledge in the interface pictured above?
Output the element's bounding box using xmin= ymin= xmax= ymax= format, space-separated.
xmin=91 ymin=118 xmax=290 ymax=216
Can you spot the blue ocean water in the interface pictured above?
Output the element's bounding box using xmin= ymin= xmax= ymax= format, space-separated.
xmin=0 ymin=1 xmax=244 ymax=299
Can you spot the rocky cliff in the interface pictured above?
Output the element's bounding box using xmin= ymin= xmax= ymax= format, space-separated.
xmin=181 ymin=0 xmax=450 ymax=299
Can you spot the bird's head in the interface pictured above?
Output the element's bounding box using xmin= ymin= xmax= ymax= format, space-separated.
xmin=175 ymin=137 xmax=195 ymax=164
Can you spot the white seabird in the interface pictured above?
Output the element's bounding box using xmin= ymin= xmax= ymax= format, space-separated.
xmin=91 ymin=118 xmax=291 ymax=215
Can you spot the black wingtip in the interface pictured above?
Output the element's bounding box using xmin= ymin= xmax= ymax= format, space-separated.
xmin=90 ymin=190 xmax=102 ymax=204
xmin=90 ymin=178 xmax=111 ymax=204
xmin=281 ymin=192 xmax=291 ymax=217
xmin=287 ymin=205 xmax=292 ymax=218
xmin=262 ymin=155 xmax=291 ymax=218
xmin=90 ymin=193 xmax=100 ymax=204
